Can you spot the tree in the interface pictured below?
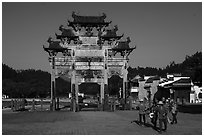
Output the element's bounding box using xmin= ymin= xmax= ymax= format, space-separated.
xmin=2 ymin=79 xmax=17 ymax=98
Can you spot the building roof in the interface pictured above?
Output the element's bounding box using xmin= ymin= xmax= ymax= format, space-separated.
xmin=159 ymin=77 xmax=192 ymax=88
xmin=56 ymin=25 xmax=78 ymax=40
xmin=43 ymin=37 xmax=67 ymax=53
xmin=47 ymin=41 xmax=62 ymax=49
xmin=72 ymin=12 xmax=106 ymax=23
xmin=68 ymin=12 xmax=111 ymax=27
xmin=100 ymin=34 xmax=123 ymax=40
xmin=145 ymin=78 xmax=154 ymax=84
xmin=112 ymin=37 xmax=136 ymax=52
xmin=145 ymin=76 xmax=160 ymax=84
xmin=130 ymin=75 xmax=141 ymax=82
xmin=115 ymin=37 xmax=130 ymax=49
xmin=100 ymin=25 xmax=123 ymax=40
xmin=43 ymin=45 xmax=66 ymax=53
xmin=173 ymin=78 xmax=192 ymax=87
xmin=55 ymin=33 xmax=78 ymax=40
xmin=159 ymin=80 xmax=176 ymax=87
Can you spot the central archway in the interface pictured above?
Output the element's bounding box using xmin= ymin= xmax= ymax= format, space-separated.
xmin=78 ymin=83 xmax=100 ymax=111
xmin=108 ymin=75 xmax=123 ymax=96
xmin=79 ymin=83 xmax=100 ymax=95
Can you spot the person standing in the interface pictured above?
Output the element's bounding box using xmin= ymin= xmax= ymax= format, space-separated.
xmin=162 ymin=97 xmax=166 ymax=104
xmin=156 ymin=101 xmax=168 ymax=133
xmin=152 ymin=101 xmax=158 ymax=129
xmin=120 ymin=98 xmax=125 ymax=110
xmin=165 ymin=99 xmax=172 ymax=123
xmin=138 ymin=99 xmax=146 ymax=126
xmin=171 ymin=101 xmax=178 ymax=124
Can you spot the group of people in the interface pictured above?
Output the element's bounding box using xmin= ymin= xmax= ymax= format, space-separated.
xmin=138 ymin=97 xmax=178 ymax=133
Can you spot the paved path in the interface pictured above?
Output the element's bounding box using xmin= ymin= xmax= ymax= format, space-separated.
xmin=2 ymin=110 xmax=202 ymax=135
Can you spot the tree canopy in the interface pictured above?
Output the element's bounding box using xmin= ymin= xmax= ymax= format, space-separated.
xmin=128 ymin=51 xmax=202 ymax=86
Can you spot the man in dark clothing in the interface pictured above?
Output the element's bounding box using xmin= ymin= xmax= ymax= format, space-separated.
xmin=138 ymin=99 xmax=146 ymax=126
xmin=171 ymin=101 xmax=178 ymax=124
xmin=149 ymin=98 xmax=159 ymax=129
xmin=156 ymin=101 xmax=168 ymax=133
xmin=120 ymin=98 xmax=125 ymax=110
xmin=151 ymin=103 xmax=158 ymax=129
xmin=162 ymin=97 xmax=166 ymax=104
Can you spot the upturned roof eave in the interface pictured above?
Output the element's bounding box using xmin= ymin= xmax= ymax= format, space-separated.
xmin=68 ymin=21 xmax=111 ymax=26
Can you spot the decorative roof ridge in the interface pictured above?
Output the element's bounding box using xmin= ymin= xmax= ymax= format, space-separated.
xmin=59 ymin=25 xmax=76 ymax=35
xmin=69 ymin=11 xmax=108 ymax=24
xmin=55 ymin=25 xmax=78 ymax=38
xmin=44 ymin=37 xmax=63 ymax=49
xmin=118 ymin=37 xmax=131 ymax=44
xmin=100 ymin=25 xmax=123 ymax=38
xmin=72 ymin=11 xmax=106 ymax=20
xmin=113 ymin=37 xmax=132 ymax=49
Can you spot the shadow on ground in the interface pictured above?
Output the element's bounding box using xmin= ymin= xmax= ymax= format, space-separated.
xmin=130 ymin=120 xmax=161 ymax=133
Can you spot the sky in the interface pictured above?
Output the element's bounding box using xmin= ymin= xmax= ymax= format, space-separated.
xmin=2 ymin=2 xmax=202 ymax=72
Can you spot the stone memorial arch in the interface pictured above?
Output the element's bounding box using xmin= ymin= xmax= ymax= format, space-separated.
xmin=43 ymin=12 xmax=136 ymax=111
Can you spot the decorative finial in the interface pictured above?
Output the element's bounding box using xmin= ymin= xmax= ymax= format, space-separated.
xmin=59 ymin=25 xmax=64 ymax=31
xmin=102 ymin=13 xmax=106 ymax=18
xmin=47 ymin=36 xmax=52 ymax=43
xmin=127 ymin=37 xmax=131 ymax=43
xmin=72 ymin=11 xmax=76 ymax=18
xmin=114 ymin=25 xmax=118 ymax=31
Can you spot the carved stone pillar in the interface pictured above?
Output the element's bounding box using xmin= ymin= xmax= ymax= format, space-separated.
xmin=122 ymin=66 xmax=127 ymax=99
xmin=123 ymin=58 xmax=128 ymax=108
xmin=71 ymin=70 xmax=76 ymax=112
xmin=100 ymin=79 xmax=104 ymax=110
xmin=104 ymin=69 xmax=108 ymax=94
xmin=75 ymin=78 xmax=79 ymax=111
xmin=50 ymin=55 xmax=56 ymax=111
xmin=103 ymin=49 xmax=109 ymax=110
xmin=71 ymin=49 xmax=77 ymax=112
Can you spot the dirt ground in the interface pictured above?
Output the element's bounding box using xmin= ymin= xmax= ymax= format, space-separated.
xmin=2 ymin=109 xmax=202 ymax=135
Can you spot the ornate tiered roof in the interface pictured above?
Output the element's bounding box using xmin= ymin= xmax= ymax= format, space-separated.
xmin=72 ymin=11 xmax=106 ymax=23
xmin=55 ymin=25 xmax=78 ymax=40
xmin=113 ymin=37 xmax=136 ymax=52
xmin=43 ymin=37 xmax=66 ymax=53
xmin=68 ymin=12 xmax=111 ymax=27
xmin=44 ymin=12 xmax=136 ymax=57
xmin=100 ymin=25 xmax=123 ymax=40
